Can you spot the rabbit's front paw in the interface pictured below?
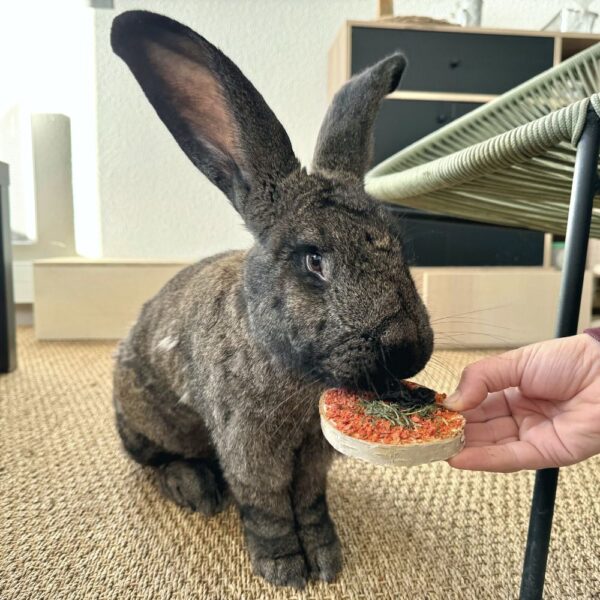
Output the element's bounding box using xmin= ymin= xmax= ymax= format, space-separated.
xmin=297 ymin=496 xmax=342 ymax=582
xmin=303 ymin=536 xmax=342 ymax=582
xmin=251 ymin=551 xmax=308 ymax=589
xmin=157 ymin=458 xmax=228 ymax=516
xmin=243 ymin=516 xmax=308 ymax=589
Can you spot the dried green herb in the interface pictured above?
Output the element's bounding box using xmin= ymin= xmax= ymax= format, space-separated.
xmin=359 ymin=398 xmax=439 ymax=430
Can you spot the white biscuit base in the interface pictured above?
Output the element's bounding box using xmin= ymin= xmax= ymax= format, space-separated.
xmin=319 ymin=394 xmax=465 ymax=467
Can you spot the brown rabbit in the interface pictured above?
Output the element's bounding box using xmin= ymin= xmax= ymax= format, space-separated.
xmin=111 ymin=10 xmax=433 ymax=589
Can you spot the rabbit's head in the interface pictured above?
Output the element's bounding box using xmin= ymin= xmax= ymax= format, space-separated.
xmin=111 ymin=11 xmax=433 ymax=395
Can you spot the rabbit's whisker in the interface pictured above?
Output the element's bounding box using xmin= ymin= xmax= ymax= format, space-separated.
xmin=261 ymin=366 xmax=322 ymax=422
xmin=271 ymin=380 xmax=322 ymax=444
xmin=432 ymin=317 xmax=516 ymax=332
xmin=431 ymin=304 xmax=511 ymax=323
xmin=423 ymin=354 xmax=458 ymax=380
xmin=435 ymin=329 xmax=512 ymax=344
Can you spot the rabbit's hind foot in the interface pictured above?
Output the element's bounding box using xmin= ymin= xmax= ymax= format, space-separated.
xmin=157 ymin=458 xmax=229 ymax=516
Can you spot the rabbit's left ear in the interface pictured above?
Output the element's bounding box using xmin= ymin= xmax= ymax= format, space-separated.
xmin=111 ymin=11 xmax=299 ymax=229
xmin=312 ymin=54 xmax=406 ymax=178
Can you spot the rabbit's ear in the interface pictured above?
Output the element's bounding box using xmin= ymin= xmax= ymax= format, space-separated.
xmin=312 ymin=54 xmax=406 ymax=178
xmin=111 ymin=11 xmax=299 ymax=223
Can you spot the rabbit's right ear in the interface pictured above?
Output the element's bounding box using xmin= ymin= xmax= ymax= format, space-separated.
xmin=111 ymin=11 xmax=299 ymax=229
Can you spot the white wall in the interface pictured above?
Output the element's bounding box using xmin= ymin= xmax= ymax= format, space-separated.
xmin=93 ymin=0 xmax=597 ymax=259
xmin=94 ymin=0 xmax=376 ymax=259
xmin=0 ymin=1 xmax=100 ymax=253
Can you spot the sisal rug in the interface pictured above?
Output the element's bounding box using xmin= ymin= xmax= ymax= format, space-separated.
xmin=1 ymin=329 xmax=599 ymax=599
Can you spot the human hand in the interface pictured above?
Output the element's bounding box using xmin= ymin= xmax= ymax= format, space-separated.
xmin=445 ymin=334 xmax=600 ymax=472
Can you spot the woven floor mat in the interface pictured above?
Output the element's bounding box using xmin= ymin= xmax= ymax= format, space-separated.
xmin=2 ymin=329 xmax=598 ymax=599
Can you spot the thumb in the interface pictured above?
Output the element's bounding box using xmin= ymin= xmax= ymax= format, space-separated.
xmin=444 ymin=346 xmax=528 ymax=411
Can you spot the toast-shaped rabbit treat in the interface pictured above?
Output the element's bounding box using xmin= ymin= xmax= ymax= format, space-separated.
xmin=320 ymin=382 xmax=465 ymax=467
xmin=111 ymin=11 xmax=434 ymax=589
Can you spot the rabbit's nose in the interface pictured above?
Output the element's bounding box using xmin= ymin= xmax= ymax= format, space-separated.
xmin=370 ymin=321 xmax=434 ymax=391
xmin=379 ymin=318 xmax=418 ymax=348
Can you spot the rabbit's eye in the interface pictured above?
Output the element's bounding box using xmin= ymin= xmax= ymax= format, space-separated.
xmin=306 ymin=253 xmax=325 ymax=281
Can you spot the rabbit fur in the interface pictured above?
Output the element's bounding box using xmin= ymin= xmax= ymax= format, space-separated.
xmin=111 ymin=10 xmax=433 ymax=589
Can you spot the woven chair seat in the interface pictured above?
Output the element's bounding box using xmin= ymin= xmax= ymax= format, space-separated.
xmin=365 ymin=43 xmax=600 ymax=237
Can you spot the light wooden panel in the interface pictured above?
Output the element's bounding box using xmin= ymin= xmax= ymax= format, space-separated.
xmin=561 ymin=36 xmax=600 ymax=60
xmin=377 ymin=0 xmax=394 ymax=18
xmin=387 ymin=90 xmax=497 ymax=103
xmin=553 ymin=36 xmax=563 ymax=65
xmin=327 ymin=23 xmax=350 ymax=100
xmin=419 ymin=268 xmax=592 ymax=348
xmin=34 ymin=259 xmax=190 ymax=340
xmin=33 ymin=261 xmax=592 ymax=346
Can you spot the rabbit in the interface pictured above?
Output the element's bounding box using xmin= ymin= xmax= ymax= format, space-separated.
xmin=110 ymin=10 xmax=434 ymax=590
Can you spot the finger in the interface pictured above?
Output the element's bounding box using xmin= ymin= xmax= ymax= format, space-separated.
xmin=459 ymin=438 xmax=519 ymax=448
xmin=460 ymin=391 xmax=512 ymax=424
xmin=462 ymin=417 xmax=519 ymax=445
xmin=448 ymin=441 xmax=548 ymax=472
xmin=444 ymin=347 xmax=529 ymax=412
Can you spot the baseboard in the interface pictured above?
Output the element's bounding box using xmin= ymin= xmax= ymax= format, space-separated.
xmin=33 ymin=259 xmax=592 ymax=347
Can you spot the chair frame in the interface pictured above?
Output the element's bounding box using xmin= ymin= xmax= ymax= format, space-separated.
xmin=519 ymin=108 xmax=599 ymax=599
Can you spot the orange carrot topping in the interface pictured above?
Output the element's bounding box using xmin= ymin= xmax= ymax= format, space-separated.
xmin=323 ymin=384 xmax=464 ymax=445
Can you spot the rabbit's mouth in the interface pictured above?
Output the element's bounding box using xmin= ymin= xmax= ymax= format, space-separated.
xmin=322 ymin=335 xmax=433 ymax=397
xmin=369 ymin=339 xmax=433 ymax=394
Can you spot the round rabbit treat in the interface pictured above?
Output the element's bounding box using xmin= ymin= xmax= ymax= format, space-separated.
xmin=320 ymin=382 xmax=465 ymax=467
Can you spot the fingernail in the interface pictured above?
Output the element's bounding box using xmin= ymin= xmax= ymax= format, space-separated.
xmin=443 ymin=391 xmax=461 ymax=408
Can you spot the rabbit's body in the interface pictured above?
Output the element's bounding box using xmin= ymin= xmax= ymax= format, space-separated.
xmin=114 ymin=249 xmax=335 ymax=585
xmin=111 ymin=11 xmax=434 ymax=589
xmin=114 ymin=249 xmax=327 ymax=471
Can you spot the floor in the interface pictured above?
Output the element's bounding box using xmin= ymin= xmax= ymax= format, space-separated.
xmin=2 ymin=329 xmax=599 ymax=599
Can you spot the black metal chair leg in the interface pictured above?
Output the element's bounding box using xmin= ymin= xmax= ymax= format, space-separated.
xmin=519 ymin=109 xmax=600 ymax=600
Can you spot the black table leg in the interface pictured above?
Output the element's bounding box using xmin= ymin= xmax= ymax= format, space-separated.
xmin=0 ymin=162 xmax=17 ymax=373
xmin=519 ymin=109 xmax=600 ymax=599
